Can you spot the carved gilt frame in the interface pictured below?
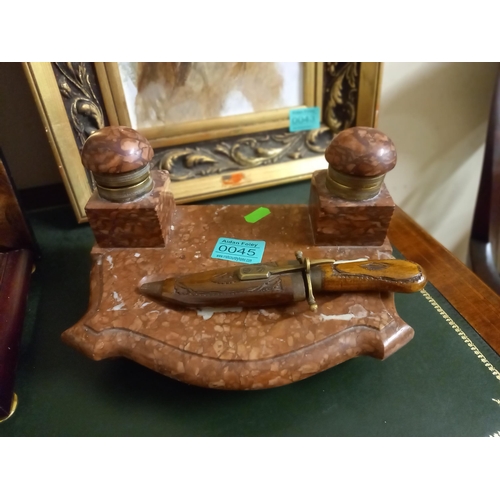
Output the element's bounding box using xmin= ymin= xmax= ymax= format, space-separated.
xmin=24 ymin=62 xmax=382 ymax=223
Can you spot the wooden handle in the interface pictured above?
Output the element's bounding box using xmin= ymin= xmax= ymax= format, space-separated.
xmin=319 ymin=259 xmax=427 ymax=294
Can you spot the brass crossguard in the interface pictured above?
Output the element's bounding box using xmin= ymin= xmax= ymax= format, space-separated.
xmin=296 ymin=251 xmax=317 ymax=311
xmin=237 ymin=251 xmax=368 ymax=312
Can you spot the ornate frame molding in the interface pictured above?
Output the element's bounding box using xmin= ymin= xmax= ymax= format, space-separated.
xmin=24 ymin=62 xmax=382 ymax=221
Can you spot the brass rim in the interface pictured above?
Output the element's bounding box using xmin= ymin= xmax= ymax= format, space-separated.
xmin=0 ymin=393 xmax=18 ymax=423
xmin=325 ymin=168 xmax=385 ymax=201
xmin=93 ymin=163 xmax=151 ymax=188
xmin=96 ymin=175 xmax=153 ymax=203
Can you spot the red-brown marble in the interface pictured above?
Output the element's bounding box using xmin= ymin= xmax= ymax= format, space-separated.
xmin=325 ymin=126 xmax=397 ymax=177
xmin=62 ymin=204 xmax=414 ymax=390
xmin=81 ymin=126 xmax=154 ymax=174
xmin=85 ymin=170 xmax=173 ymax=248
xmin=309 ymin=170 xmax=395 ymax=246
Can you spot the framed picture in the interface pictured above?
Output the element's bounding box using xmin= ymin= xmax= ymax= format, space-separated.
xmin=24 ymin=62 xmax=382 ymax=222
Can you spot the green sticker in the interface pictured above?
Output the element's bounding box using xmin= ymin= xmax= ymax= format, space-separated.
xmin=289 ymin=107 xmax=320 ymax=132
xmin=244 ymin=207 xmax=271 ymax=223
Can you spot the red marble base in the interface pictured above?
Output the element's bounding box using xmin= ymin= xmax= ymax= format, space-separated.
xmin=309 ymin=170 xmax=395 ymax=246
xmin=85 ymin=170 xmax=174 ymax=248
xmin=62 ymin=204 xmax=414 ymax=390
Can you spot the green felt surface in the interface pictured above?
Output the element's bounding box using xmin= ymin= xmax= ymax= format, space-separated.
xmin=2 ymin=182 xmax=500 ymax=436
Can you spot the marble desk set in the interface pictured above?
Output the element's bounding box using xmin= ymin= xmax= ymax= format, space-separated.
xmin=62 ymin=125 xmax=426 ymax=390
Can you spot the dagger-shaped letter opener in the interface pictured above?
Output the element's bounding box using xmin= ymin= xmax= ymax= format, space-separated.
xmin=139 ymin=251 xmax=426 ymax=311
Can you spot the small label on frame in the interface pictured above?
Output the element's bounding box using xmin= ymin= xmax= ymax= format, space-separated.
xmin=211 ymin=237 xmax=266 ymax=264
xmin=289 ymin=107 xmax=320 ymax=132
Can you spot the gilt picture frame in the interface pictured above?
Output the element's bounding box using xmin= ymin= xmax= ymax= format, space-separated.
xmin=24 ymin=62 xmax=382 ymax=223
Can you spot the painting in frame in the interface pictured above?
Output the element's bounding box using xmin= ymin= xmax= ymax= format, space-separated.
xmin=23 ymin=62 xmax=382 ymax=222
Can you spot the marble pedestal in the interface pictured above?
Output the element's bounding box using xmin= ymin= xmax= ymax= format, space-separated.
xmin=309 ymin=170 xmax=395 ymax=246
xmin=85 ymin=170 xmax=174 ymax=248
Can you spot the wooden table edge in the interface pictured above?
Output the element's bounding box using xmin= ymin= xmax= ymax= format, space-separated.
xmin=389 ymin=206 xmax=500 ymax=354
